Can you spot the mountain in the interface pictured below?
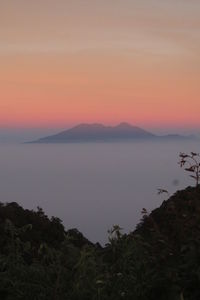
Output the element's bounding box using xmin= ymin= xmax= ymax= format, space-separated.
xmin=30 ymin=122 xmax=155 ymax=143
xmin=30 ymin=122 xmax=193 ymax=143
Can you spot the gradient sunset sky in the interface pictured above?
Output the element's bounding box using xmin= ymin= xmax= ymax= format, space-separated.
xmin=1 ymin=0 xmax=200 ymax=131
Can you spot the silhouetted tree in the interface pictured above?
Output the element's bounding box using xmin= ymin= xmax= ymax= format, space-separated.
xmin=179 ymin=152 xmax=200 ymax=186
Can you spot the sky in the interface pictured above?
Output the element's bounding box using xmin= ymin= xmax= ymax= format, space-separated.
xmin=0 ymin=0 xmax=200 ymax=133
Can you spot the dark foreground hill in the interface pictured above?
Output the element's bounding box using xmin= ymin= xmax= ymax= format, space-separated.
xmin=0 ymin=186 xmax=200 ymax=300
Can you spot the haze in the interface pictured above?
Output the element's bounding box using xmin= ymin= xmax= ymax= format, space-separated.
xmin=0 ymin=140 xmax=199 ymax=244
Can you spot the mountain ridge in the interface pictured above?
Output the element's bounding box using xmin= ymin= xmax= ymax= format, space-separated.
xmin=29 ymin=122 xmax=195 ymax=143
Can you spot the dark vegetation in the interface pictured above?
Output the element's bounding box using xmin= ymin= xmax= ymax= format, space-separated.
xmin=179 ymin=152 xmax=200 ymax=186
xmin=0 ymin=184 xmax=200 ymax=300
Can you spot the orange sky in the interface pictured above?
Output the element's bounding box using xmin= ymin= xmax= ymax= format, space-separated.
xmin=0 ymin=0 xmax=200 ymax=129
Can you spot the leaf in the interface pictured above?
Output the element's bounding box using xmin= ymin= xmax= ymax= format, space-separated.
xmin=191 ymin=152 xmax=198 ymax=156
xmin=157 ymin=189 xmax=169 ymax=195
xmin=179 ymin=153 xmax=189 ymax=158
xmin=185 ymin=167 xmax=195 ymax=172
xmin=141 ymin=208 xmax=148 ymax=214
xmin=190 ymin=175 xmax=197 ymax=179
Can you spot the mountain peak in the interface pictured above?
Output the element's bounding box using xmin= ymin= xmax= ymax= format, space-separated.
xmin=116 ymin=122 xmax=133 ymax=129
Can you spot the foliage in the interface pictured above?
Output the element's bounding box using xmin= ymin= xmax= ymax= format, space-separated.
xmin=0 ymin=186 xmax=200 ymax=299
xmin=179 ymin=152 xmax=200 ymax=186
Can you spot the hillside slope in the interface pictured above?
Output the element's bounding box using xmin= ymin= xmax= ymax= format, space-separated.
xmin=0 ymin=186 xmax=200 ymax=299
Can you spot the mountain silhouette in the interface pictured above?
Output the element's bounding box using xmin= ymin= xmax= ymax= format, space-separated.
xmin=30 ymin=123 xmax=194 ymax=143
xmin=30 ymin=123 xmax=155 ymax=143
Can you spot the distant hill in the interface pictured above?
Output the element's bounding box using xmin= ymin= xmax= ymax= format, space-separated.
xmin=29 ymin=122 xmax=193 ymax=143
